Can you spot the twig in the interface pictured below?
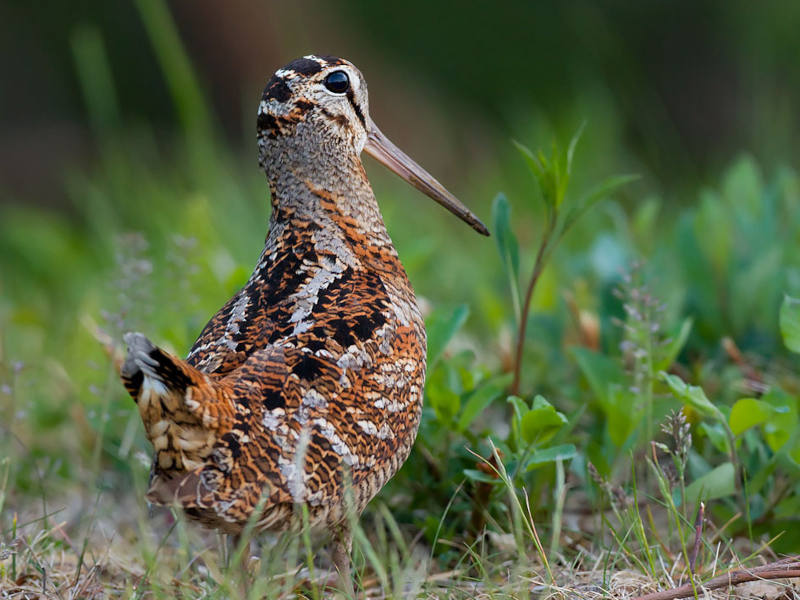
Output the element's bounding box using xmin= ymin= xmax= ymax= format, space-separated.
xmin=722 ymin=336 xmax=767 ymax=395
xmin=417 ymin=444 xmax=443 ymax=481
xmin=633 ymin=556 xmax=800 ymax=600
xmin=688 ymin=502 xmax=704 ymax=575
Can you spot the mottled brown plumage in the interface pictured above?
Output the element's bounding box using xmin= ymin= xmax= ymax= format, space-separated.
xmin=120 ymin=54 xmax=487 ymax=588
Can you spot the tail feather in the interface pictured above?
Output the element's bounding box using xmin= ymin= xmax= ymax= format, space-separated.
xmin=121 ymin=332 xmax=235 ymax=479
xmin=121 ymin=332 xmax=193 ymax=399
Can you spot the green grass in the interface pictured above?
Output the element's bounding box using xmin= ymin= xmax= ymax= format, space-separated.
xmin=2 ymin=2 xmax=800 ymax=597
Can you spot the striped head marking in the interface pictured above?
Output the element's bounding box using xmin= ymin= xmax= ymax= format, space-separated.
xmin=256 ymin=55 xmax=490 ymax=236
xmin=257 ymin=55 xmax=369 ymax=158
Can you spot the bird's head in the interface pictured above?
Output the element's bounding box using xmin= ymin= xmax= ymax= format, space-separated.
xmin=257 ymin=55 xmax=488 ymax=235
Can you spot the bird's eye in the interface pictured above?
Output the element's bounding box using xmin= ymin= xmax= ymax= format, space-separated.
xmin=323 ymin=71 xmax=350 ymax=94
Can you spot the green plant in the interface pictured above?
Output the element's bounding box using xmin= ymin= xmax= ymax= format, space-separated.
xmin=499 ymin=128 xmax=638 ymax=396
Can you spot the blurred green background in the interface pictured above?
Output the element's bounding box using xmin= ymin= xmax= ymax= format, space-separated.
xmin=3 ymin=0 xmax=800 ymax=208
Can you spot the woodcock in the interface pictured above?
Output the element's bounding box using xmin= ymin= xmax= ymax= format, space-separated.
xmin=120 ymin=55 xmax=488 ymax=587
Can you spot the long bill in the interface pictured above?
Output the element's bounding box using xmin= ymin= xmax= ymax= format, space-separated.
xmin=363 ymin=118 xmax=490 ymax=236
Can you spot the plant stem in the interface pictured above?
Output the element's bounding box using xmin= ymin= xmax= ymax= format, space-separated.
xmin=510 ymin=225 xmax=553 ymax=396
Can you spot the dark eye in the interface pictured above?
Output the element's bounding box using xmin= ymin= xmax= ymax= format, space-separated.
xmin=324 ymin=71 xmax=350 ymax=94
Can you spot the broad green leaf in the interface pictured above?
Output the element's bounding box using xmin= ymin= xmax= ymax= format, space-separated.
xmin=457 ymin=373 xmax=512 ymax=432
xmin=762 ymin=389 xmax=798 ymax=451
xmin=730 ymin=248 xmax=782 ymax=334
xmin=570 ymin=347 xmax=625 ymax=410
xmin=777 ymin=450 xmax=800 ymax=473
xmin=491 ymin=194 xmax=521 ymax=318
xmin=659 ymin=372 xmax=723 ymax=422
xmin=520 ymin=395 xmax=567 ymax=445
xmin=572 ymin=347 xmax=636 ymax=446
xmin=507 ymin=395 xmax=529 ymax=419
xmin=694 ymin=192 xmax=732 ymax=274
xmin=525 ymin=444 xmax=577 ymax=470
xmin=491 ymin=194 xmax=520 ymax=281
xmin=606 ymin=385 xmax=636 ymax=447
xmin=729 ymin=397 xmax=772 ymax=435
xmin=698 ymin=422 xmax=730 ymax=454
xmin=425 ymin=305 xmax=469 ymax=369
xmin=507 ymin=394 xmax=529 ymax=443
xmin=562 ymin=174 xmax=640 ymax=233
xmin=779 ymin=295 xmax=800 ymax=354
xmin=578 ymin=173 xmax=640 ymax=209
xmin=427 ymin=385 xmax=460 ymax=425
xmin=463 ymin=468 xmax=499 ymax=484
xmin=684 ymin=462 xmax=735 ymax=506
xmin=748 ymin=454 xmax=779 ymax=497
xmin=530 ymin=394 xmax=558 ymax=413
xmin=424 ymin=362 xmax=462 ymax=425
xmin=775 ymin=493 xmax=800 ymax=520
xmin=721 ymin=154 xmax=763 ymax=217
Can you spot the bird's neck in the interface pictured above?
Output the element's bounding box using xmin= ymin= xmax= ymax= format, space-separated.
xmin=255 ymin=152 xmax=408 ymax=289
xmin=265 ymin=151 xmax=395 ymax=251
xmin=242 ymin=152 xmax=421 ymax=348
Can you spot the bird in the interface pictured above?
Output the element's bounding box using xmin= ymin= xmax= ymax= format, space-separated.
xmin=120 ymin=54 xmax=488 ymax=592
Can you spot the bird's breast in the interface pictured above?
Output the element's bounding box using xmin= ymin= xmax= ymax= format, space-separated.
xmin=180 ymin=225 xmax=429 ymax=529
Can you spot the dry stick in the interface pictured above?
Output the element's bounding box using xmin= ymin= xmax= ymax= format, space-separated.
xmin=688 ymin=502 xmax=704 ymax=575
xmin=721 ymin=336 xmax=767 ymax=394
xmin=632 ymin=556 xmax=800 ymax=600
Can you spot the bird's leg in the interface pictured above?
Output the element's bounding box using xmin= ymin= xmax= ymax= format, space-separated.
xmin=226 ymin=533 xmax=240 ymax=566
xmin=331 ymin=521 xmax=355 ymax=598
xmin=227 ymin=532 xmax=252 ymax=595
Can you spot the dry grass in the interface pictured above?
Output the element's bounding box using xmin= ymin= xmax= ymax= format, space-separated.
xmin=3 ymin=483 xmax=799 ymax=599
